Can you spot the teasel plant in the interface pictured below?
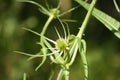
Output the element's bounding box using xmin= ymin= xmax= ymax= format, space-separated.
xmin=15 ymin=0 xmax=120 ymax=80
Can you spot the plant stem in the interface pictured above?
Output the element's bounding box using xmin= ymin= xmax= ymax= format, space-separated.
xmin=40 ymin=15 xmax=54 ymax=36
xmin=23 ymin=73 xmax=27 ymax=80
xmin=80 ymin=39 xmax=88 ymax=80
xmin=113 ymin=0 xmax=120 ymax=12
xmin=40 ymin=15 xmax=54 ymax=46
xmin=64 ymin=69 xmax=69 ymax=80
xmin=57 ymin=68 xmax=69 ymax=80
xmin=77 ymin=0 xmax=97 ymax=39
xmin=76 ymin=0 xmax=97 ymax=80
xmin=57 ymin=68 xmax=64 ymax=80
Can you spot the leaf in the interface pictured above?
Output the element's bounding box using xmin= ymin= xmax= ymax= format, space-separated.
xmin=22 ymin=27 xmax=40 ymax=36
xmin=17 ymin=0 xmax=50 ymax=16
xmin=14 ymin=51 xmax=41 ymax=57
xmin=59 ymin=6 xmax=79 ymax=17
xmin=61 ymin=19 xmax=77 ymax=23
xmin=75 ymin=0 xmax=120 ymax=39
xmin=14 ymin=50 xmax=49 ymax=58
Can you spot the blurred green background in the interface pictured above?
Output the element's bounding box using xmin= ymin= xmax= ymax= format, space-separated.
xmin=0 ymin=0 xmax=120 ymax=80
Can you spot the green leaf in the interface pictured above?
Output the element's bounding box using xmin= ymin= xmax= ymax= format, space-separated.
xmin=59 ymin=6 xmax=79 ymax=17
xmin=22 ymin=27 xmax=40 ymax=36
xmin=75 ymin=0 xmax=120 ymax=39
xmin=17 ymin=0 xmax=50 ymax=16
xmin=14 ymin=51 xmax=41 ymax=57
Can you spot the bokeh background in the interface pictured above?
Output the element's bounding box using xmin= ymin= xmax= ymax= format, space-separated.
xmin=0 ymin=0 xmax=120 ymax=80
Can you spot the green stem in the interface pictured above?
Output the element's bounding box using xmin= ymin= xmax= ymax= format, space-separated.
xmin=40 ymin=15 xmax=54 ymax=46
xmin=57 ymin=68 xmax=64 ymax=80
xmin=57 ymin=68 xmax=69 ymax=80
xmin=113 ymin=0 xmax=120 ymax=12
xmin=64 ymin=69 xmax=69 ymax=80
xmin=76 ymin=0 xmax=97 ymax=80
xmin=65 ymin=0 xmax=97 ymax=67
xmin=77 ymin=0 xmax=97 ymax=39
xmin=40 ymin=15 xmax=54 ymax=36
xmin=49 ymin=70 xmax=54 ymax=80
xmin=23 ymin=73 xmax=27 ymax=80
xmin=81 ymin=39 xmax=88 ymax=80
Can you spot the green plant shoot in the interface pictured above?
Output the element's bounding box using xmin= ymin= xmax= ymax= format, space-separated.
xmin=75 ymin=0 xmax=120 ymax=39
